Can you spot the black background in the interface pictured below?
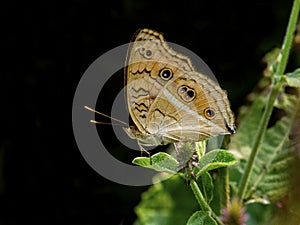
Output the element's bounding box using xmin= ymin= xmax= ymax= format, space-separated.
xmin=1 ymin=0 xmax=298 ymax=224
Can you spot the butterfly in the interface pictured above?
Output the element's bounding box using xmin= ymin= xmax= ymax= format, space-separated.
xmin=123 ymin=28 xmax=235 ymax=153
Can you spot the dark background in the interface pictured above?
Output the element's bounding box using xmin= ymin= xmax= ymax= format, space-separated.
xmin=1 ymin=0 xmax=298 ymax=224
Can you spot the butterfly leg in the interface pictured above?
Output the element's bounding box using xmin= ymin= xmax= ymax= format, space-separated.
xmin=137 ymin=141 xmax=152 ymax=165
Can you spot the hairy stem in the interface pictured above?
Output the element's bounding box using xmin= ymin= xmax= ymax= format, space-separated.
xmin=190 ymin=180 xmax=224 ymax=225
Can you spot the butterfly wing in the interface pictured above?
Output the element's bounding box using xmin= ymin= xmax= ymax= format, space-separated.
xmin=145 ymin=71 xmax=236 ymax=144
xmin=125 ymin=29 xmax=194 ymax=134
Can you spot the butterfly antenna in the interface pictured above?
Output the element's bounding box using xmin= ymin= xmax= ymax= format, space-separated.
xmin=89 ymin=120 xmax=116 ymax=125
xmin=84 ymin=106 xmax=128 ymax=126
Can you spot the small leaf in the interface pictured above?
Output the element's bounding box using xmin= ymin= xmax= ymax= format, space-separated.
xmin=199 ymin=172 xmax=214 ymax=204
xmin=196 ymin=150 xmax=237 ymax=178
xmin=195 ymin=141 xmax=206 ymax=158
xmin=132 ymin=152 xmax=179 ymax=174
xmin=186 ymin=211 xmax=217 ymax=225
xmin=284 ymin=68 xmax=300 ymax=87
xmin=262 ymin=48 xmax=281 ymax=77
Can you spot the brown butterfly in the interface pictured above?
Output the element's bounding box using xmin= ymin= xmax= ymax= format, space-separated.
xmin=123 ymin=28 xmax=235 ymax=152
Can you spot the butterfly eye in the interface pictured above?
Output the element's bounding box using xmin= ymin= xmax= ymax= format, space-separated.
xmin=204 ymin=108 xmax=216 ymax=119
xmin=159 ymin=68 xmax=173 ymax=80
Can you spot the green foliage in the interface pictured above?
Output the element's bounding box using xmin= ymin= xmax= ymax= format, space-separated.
xmin=133 ymin=145 xmax=238 ymax=224
xmin=133 ymin=152 xmax=179 ymax=174
xmin=186 ymin=211 xmax=217 ymax=225
xmin=134 ymin=175 xmax=199 ymax=225
xmin=229 ymin=92 xmax=299 ymax=203
xmin=133 ymin=148 xmax=237 ymax=177
xmin=196 ymin=150 xmax=237 ymax=179
xmin=284 ymin=68 xmax=300 ymax=87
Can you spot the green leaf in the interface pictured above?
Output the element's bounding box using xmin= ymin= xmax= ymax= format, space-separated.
xmin=134 ymin=174 xmax=199 ymax=225
xmin=196 ymin=150 xmax=237 ymax=178
xmin=245 ymin=94 xmax=298 ymax=202
xmin=199 ymin=172 xmax=214 ymax=204
xmin=195 ymin=141 xmax=206 ymax=158
xmin=250 ymin=148 xmax=295 ymax=203
xmin=284 ymin=68 xmax=300 ymax=87
xmin=186 ymin=211 xmax=217 ymax=225
xmin=229 ymin=92 xmax=300 ymax=203
xmin=229 ymin=95 xmax=266 ymax=159
xmin=132 ymin=152 xmax=179 ymax=174
xmin=262 ymin=48 xmax=281 ymax=77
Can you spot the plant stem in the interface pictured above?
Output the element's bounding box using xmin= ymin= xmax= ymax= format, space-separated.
xmin=190 ymin=180 xmax=224 ymax=225
xmin=237 ymin=0 xmax=300 ymax=201
xmin=237 ymin=81 xmax=282 ymax=201
xmin=277 ymin=0 xmax=300 ymax=75
xmin=220 ymin=168 xmax=230 ymax=208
